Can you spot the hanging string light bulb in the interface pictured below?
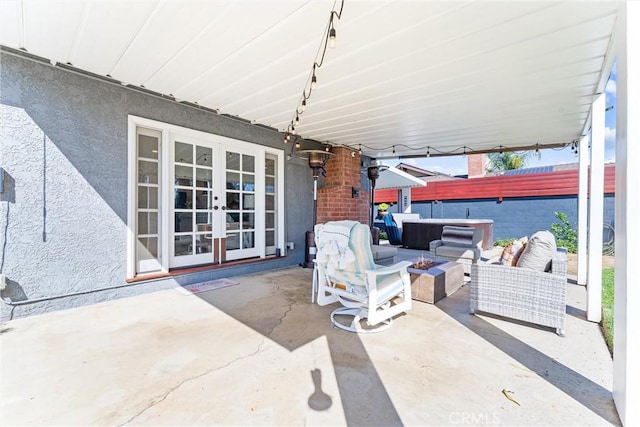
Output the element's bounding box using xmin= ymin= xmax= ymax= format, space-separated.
xmin=329 ymin=24 xmax=336 ymax=48
xmin=283 ymin=0 xmax=344 ymax=146
xmin=311 ymin=68 xmax=318 ymax=90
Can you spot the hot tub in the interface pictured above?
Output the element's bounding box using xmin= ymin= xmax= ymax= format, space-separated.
xmin=402 ymin=219 xmax=494 ymax=250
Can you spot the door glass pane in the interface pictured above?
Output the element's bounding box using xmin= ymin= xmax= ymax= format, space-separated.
xmin=138 ymin=135 xmax=159 ymax=159
xmin=265 ymin=158 xmax=275 ymax=175
xmin=266 ymin=213 xmax=274 ymax=228
xmin=226 ymin=172 xmax=240 ymax=190
xmin=175 ymin=165 xmax=192 ymax=186
xmin=266 ymin=195 xmax=275 ymax=210
xmin=175 ymin=142 xmax=193 ymax=164
xmin=242 ymin=232 xmax=255 ymax=248
xmin=175 ymin=212 xmax=193 ymax=232
xmin=138 ymin=186 xmax=158 ymax=209
xmin=196 ymin=146 xmax=212 ymax=166
xmin=226 ymin=212 xmax=240 ymax=230
xmin=242 ymin=174 xmax=255 ymax=191
xmin=242 ymin=154 xmax=255 ymax=172
xmin=226 ymin=152 xmax=240 ymax=170
xmin=266 ymin=231 xmax=275 ymax=246
xmin=265 ymin=177 xmax=275 ymax=193
xmin=174 ymin=235 xmax=193 ymax=256
xmin=196 ymin=234 xmax=212 ymax=254
xmin=139 ymin=161 xmax=158 ymax=184
xmin=195 ymin=190 xmax=209 ymax=210
xmin=242 ymin=213 xmax=255 ymax=229
xmin=138 ymin=212 xmax=158 ymax=234
xmin=174 ymin=189 xmax=192 ymax=209
xmin=227 ymin=193 xmax=240 ymax=210
xmin=137 ymin=237 xmax=158 ymax=260
xmin=196 ymin=168 xmax=212 ymax=188
xmin=242 ymin=194 xmax=255 ymax=210
xmin=227 ymin=233 xmax=240 ymax=250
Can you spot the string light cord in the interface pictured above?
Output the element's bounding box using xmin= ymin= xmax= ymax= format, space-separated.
xmin=340 ymin=140 xmax=579 ymax=158
xmin=284 ymin=0 xmax=345 ymax=143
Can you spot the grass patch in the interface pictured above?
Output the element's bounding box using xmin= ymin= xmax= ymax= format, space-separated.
xmin=601 ymin=268 xmax=615 ymax=354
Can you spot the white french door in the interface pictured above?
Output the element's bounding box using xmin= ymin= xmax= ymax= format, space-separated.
xmin=169 ymin=135 xmax=262 ymax=268
xmin=222 ymin=148 xmax=263 ymax=261
xmin=128 ymin=116 xmax=282 ymax=277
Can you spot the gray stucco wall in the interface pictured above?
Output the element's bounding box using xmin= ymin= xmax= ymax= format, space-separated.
xmin=0 ymin=51 xmax=314 ymax=320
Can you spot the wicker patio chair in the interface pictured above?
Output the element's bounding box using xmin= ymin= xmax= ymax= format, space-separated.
xmin=470 ymin=248 xmax=568 ymax=335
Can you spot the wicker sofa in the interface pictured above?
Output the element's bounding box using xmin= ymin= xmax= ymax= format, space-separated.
xmin=470 ymin=247 xmax=568 ymax=335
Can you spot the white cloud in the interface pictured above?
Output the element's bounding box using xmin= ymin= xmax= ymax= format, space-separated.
xmin=605 ymin=126 xmax=615 ymax=144
xmin=605 ymin=78 xmax=616 ymax=95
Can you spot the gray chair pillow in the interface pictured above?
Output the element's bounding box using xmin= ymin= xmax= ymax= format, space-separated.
xmin=516 ymin=230 xmax=557 ymax=271
xmin=441 ymin=226 xmax=475 ymax=247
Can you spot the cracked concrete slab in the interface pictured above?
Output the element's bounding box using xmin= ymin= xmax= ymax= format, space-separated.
xmin=0 ymin=267 xmax=620 ymax=426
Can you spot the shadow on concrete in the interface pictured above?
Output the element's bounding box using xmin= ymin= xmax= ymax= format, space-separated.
xmin=435 ymin=292 xmax=621 ymax=426
xmin=193 ymin=267 xmax=403 ymax=426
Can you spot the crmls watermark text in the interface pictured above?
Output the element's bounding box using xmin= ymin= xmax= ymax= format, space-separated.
xmin=449 ymin=411 xmax=500 ymax=425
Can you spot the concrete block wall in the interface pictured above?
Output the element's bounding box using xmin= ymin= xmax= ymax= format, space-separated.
xmin=0 ymin=51 xmax=314 ymax=320
xmin=412 ymin=195 xmax=615 ymax=242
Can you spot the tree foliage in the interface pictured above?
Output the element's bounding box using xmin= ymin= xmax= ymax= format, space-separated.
xmin=551 ymin=211 xmax=578 ymax=253
xmin=486 ymin=151 xmax=530 ymax=172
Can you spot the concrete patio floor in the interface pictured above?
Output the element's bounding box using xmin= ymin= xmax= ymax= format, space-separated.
xmin=0 ymin=264 xmax=620 ymax=426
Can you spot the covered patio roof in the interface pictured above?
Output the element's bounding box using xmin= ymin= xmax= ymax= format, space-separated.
xmin=375 ymin=166 xmax=427 ymax=190
xmin=0 ymin=1 xmax=617 ymax=158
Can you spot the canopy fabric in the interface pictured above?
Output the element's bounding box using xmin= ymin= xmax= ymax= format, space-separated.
xmin=375 ymin=167 xmax=426 ymax=190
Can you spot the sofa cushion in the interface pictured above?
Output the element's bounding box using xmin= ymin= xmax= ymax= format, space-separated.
xmin=435 ymin=245 xmax=481 ymax=260
xmin=516 ymin=230 xmax=557 ymax=271
xmin=499 ymin=236 xmax=528 ymax=266
xmin=441 ymin=226 xmax=478 ymax=247
xmin=370 ymin=244 xmax=397 ymax=261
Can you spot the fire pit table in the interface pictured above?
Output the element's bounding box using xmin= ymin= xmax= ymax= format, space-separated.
xmin=407 ymin=258 xmax=464 ymax=304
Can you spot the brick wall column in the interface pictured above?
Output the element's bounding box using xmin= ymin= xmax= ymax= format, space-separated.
xmin=316 ymin=147 xmax=369 ymax=224
xmin=468 ymin=154 xmax=486 ymax=177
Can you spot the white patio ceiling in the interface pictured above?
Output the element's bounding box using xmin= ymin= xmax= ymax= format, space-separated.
xmin=0 ymin=1 xmax=617 ymax=159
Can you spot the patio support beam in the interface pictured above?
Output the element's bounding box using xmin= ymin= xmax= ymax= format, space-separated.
xmin=613 ymin=2 xmax=640 ymax=425
xmin=577 ymin=135 xmax=589 ymax=286
xmin=400 ymin=188 xmax=412 ymax=213
xmin=586 ymin=93 xmax=605 ymax=323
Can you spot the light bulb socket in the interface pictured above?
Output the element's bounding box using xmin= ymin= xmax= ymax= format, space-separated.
xmin=311 ymin=74 xmax=317 ymax=90
xmin=301 ymin=99 xmax=306 ymax=111
xmin=329 ymin=28 xmax=336 ymax=48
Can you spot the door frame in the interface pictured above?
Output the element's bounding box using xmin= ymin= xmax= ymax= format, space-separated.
xmin=127 ymin=115 xmax=285 ymax=278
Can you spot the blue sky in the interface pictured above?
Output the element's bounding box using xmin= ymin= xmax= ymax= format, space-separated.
xmin=384 ymin=65 xmax=617 ymax=176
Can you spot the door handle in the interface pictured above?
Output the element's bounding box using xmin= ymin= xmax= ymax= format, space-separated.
xmin=213 ymin=206 xmax=219 ymax=210
xmin=221 ymin=206 xmax=226 ymax=210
